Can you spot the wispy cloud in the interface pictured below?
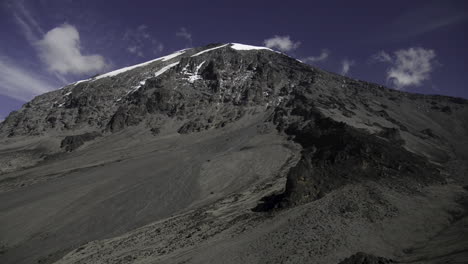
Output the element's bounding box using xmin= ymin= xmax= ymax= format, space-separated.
xmin=387 ymin=1 xmax=467 ymax=41
xmin=9 ymin=0 xmax=44 ymax=43
xmin=0 ymin=56 xmax=58 ymax=101
xmin=340 ymin=59 xmax=355 ymax=75
xmin=176 ymin=27 xmax=193 ymax=46
xmin=127 ymin=46 xmax=143 ymax=57
xmin=123 ymin=24 xmax=164 ymax=57
xmin=37 ymin=24 xmax=109 ymax=75
xmin=302 ymin=49 xmax=330 ymax=63
xmin=372 ymin=51 xmax=392 ymax=63
xmin=263 ymin=35 xmax=301 ymax=52
xmin=372 ymin=47 xmax=436 ymax=90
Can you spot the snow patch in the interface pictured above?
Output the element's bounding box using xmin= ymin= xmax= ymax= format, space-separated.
xmin=195 ymin=61 xmax=206 ymax=72
xmin=191 ymin=44 xmax=228 ymax=57
xmin=229 ymin=43 xmax=272 ymax=51
xmin=182 ymin=61 xmax=206 ymax=83
xmin=160 ymin=50 xmax=186 ymax=61
xmin=73 ymin=79 xmax=88 ymax=86
xmin=154 ymin=62 xmax=179 ymax=78
xmin=125 ymin=62 xmax=180 ymax=94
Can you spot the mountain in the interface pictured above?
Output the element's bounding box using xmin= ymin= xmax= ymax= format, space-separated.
xmin=0 ymin=43 xmax=467 ymax=264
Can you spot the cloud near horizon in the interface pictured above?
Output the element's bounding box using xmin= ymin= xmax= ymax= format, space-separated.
xmin=0 ymin=56 xmax=58 ymax=101
xmin=374 ymin=47 xmax=436 ymax=89
xmin=302 ymin=49 xmax=330 ymax=63
xmin=263 ymin=35 xmax=301 ymax=52
xmin=340 ymin=59 xmax=355 ymax=75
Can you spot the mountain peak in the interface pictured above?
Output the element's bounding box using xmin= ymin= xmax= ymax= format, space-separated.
xmin=71 ymin=43 xmax=277 ymax=87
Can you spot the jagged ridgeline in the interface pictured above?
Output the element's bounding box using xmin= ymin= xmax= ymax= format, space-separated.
xmin=0 ymin=43 xmax=467 ymax=264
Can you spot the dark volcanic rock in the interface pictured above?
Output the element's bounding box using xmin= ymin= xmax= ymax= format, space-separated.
xmin=338 ymin=252 xmax=394 ymax=264
xmin=376 ymin=127 xmax=404 ymax=145
xmin=60 ymin=132 xmax=102 ymax=152
xmin=256 ymin=104 xmax=443 ymax=209
xmin=150 ymin=127 xmax=161 ymax=135
xmin=178 ymin=120 xmax=206 ymax=134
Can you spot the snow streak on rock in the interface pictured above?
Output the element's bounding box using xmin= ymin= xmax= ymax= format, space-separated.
xmin=191 ymin=44 xmax=228 ymax=57
xmin=92 ymin=50 xmax=185 ymax=81
xmin=182 ymin=61 xmax=206 ymax=83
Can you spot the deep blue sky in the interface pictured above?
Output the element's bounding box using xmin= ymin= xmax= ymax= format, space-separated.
xmin=1 ymin=0 xmax=467 ymax=121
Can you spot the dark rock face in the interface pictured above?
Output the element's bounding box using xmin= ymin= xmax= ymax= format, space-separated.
xmin=105 ymin=46 xmax=310 ymax=134
xmin=338 ymin=252 xmax=394 ymax=264
xmin=107 ymin=105 xmax=146 ymax=132
xmin=60 ymin=132 xmax=101 ymax=152
xmin=254 ymin=110 xmax=443 ymax=210
xmin=278 ymin=112 xmax=441 ymax=207
xmin=178 ymin=120 xmax=207 ymax=134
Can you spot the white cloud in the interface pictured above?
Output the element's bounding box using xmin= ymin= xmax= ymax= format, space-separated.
xmin=176 ymin=27 xmax=192 ymax=45
xmin=373 ymin=47 xmax=436 ymax=89
xmin=9 ymin=2 xmax=108 ymax=80
xmin=0 ymin=56 xmax=58 ymax=101
xmin=36 ymin=24 xmax=109 ymax=75
xmin=263 ymin=35 xmax=301 ymax=52
xmin=340 ymin=59 xmax=355 ymax=75
xmin=302 ymin=49 xmax=330 ymax=63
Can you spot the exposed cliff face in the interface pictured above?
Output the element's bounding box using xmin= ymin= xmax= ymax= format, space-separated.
xmin=0 ymin=43 xmax=467 ymax=264
xmin=254 ymin=110 xmax=444 ymax=210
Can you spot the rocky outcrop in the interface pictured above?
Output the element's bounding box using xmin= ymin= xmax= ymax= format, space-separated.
xmin=60 ymin=132 xmax=101 ymax=152
xmin=254 ymin=110 xmax=443 ymax=210
xmin=280 ymin=112 xmax=441 ymax=207
xmin=338 ymin=252 xmax=394 ymax=264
